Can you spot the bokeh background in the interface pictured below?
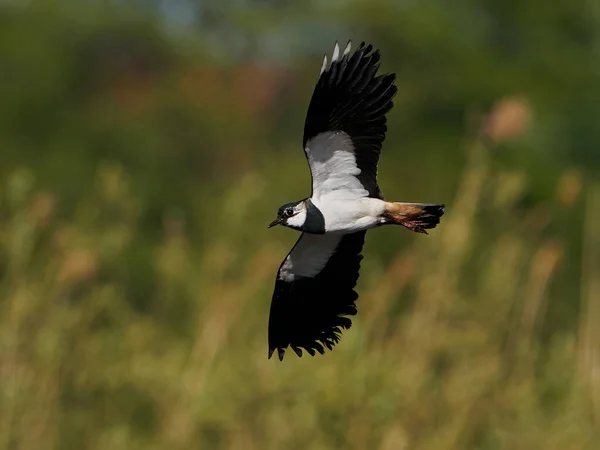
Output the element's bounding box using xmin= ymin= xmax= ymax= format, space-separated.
xmin=1 ymin=1 xmax=600 ymax=449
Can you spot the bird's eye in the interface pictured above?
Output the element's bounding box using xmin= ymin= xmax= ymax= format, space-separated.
xmin=284 ymin=208 xmax=294 ymax=217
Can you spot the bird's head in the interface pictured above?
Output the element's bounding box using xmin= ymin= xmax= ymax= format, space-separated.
xmin=268 ymin=201 xmax=307 ymax=230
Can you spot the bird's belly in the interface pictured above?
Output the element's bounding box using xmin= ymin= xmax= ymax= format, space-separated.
xmin=313 ymin=196 xmax=385 ymax=234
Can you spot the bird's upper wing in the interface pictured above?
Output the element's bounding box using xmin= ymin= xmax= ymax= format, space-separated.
xmin=268 ymin=231 xmax=366 ymax=360
xmin=303 ymin=41 xmax=397 ymax=200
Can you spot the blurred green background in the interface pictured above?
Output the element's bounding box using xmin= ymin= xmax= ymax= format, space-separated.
xmin=1 ymin=0 xmax=599 ymax=449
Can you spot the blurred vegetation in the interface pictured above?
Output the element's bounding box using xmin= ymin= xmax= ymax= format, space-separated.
xmin=1 ymin=0 xmax=599 ymax=449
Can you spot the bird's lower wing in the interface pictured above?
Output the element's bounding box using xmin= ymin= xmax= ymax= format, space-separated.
xmin=268 ymin=231 xmax=366 ymax=360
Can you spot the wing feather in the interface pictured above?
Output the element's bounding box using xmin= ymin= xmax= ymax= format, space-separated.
xmin=268 ymin=231 xmax=366 ymax=360
xmin=303 ymin=41 xmax=397 ymax=199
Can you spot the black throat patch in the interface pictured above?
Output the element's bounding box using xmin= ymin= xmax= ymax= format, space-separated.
xmin=303 ymin=199 xmax=326 ymax=234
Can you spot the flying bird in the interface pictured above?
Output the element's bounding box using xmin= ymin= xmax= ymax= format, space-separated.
xmin=267 ymin=41 xmax=445 ymax=361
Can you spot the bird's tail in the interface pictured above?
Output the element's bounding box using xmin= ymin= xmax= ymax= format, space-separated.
xmin=382 ymin=202 xmax=445 ymax=234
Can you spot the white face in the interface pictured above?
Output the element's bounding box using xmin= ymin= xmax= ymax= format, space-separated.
xmin=280 ymin=202 xmax=307 ymax=229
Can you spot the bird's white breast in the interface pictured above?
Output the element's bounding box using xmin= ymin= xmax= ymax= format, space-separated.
xmin=312 ymin=195 xmax=385 ymax=234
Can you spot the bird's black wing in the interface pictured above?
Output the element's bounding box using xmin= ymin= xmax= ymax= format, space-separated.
xmin=268 ymin=231 xmax=366 ymax=360
xmin=303 ymin=41 xmax=397 ymax=199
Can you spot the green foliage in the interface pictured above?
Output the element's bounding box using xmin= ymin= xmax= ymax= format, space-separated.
xmin=1 ymin=1 xmax=599 ymax=449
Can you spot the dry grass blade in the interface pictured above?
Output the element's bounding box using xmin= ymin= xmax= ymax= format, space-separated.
xmin=579 ymin=181 xmax=600 ymax=427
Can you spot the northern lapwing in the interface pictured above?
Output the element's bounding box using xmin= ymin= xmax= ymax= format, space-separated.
xmin=267 ymin=41 xmax=445 ymax=361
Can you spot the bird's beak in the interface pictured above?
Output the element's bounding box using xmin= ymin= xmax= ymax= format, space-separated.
xmin=268 ymin=218 xmax=282 ymax=228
